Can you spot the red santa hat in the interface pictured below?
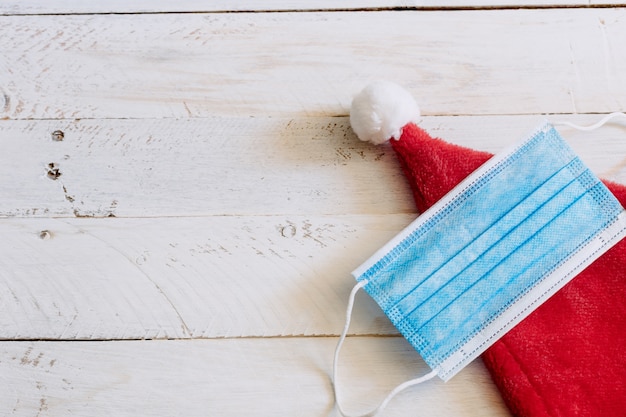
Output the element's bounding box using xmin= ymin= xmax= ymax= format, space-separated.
xmin=350 ymin=81 xmax=626 ymax=417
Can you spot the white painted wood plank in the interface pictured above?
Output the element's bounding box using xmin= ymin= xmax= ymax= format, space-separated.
xmin=2 ymin=115 xmax=625 ymax=218
xmin=0 ymin=338 xmax=511 ymax=417
xmin=0 ymin=215 xmax=414 ymax=339
xmin=3 ymin=102 xmax=626 ymax=340
xmin=0 ymin=117 xmax=414 ymax=217
xmin=0 ymin=0 xmax=621 ymax=15
xmin=1 ymin=9 xmax=625 ymax=119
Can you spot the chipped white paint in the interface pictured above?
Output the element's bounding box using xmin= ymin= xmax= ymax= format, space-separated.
xmin=1 ymin=115 xmax=625 ymax=218
xmin=0 ymin=9 xmax=626 ymax=120
xmin=0 ymin=339 xmax=510 ymax=417
xmin=0 ymin=215 xmax=414 ymax=339
xmin=0 ymin=117 xmax=412 ymax=218
xmin=1 ymin=2 xmax=625 ymax=416
xmin=0 ymin=0 xmax=621 ymax=14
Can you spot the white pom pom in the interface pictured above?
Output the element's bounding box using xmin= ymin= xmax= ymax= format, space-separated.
xmin=349 ymin=81 xmax=420 ymax=145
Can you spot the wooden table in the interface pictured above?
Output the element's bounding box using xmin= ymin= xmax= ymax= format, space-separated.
xmin=1 ymin=2 xmax=625 ymax=416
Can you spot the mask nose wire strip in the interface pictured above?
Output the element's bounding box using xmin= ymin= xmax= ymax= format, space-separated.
xmin=554 ymin=112 xmax=626 ymax=131
xmin=332 ymin=279 xmax=438 ymax=417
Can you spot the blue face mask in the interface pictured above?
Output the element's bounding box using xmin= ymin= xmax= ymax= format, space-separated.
xmin=333 ymin=120 xmax=626 ymax=417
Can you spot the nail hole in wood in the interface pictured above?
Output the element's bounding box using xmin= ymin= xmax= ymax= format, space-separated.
xmin=51 ymin=130 xmax=64 ymax=141
xmin=280 ymin=224 xmax=296 ymax=238
xmin=46 ymin=163 xmax=62 ymax=180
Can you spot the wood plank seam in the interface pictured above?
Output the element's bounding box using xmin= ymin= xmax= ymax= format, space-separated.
xmin=2 ymin=4 xmax=626 ymax=16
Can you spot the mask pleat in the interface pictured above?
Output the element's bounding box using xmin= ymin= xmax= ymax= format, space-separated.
xmin=391 ymin=159 xmax=584 ymax=322
xmin=365 ymin=130 xmax=566 ymax=312
xmin=367 ymin=130 xmax=567 ymax=313
xmin=418 ymin=178 xmax=612 ymax=365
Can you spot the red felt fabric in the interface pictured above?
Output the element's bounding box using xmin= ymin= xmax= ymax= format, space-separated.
xmin=391 ymin=122 xmax=626 ymax=417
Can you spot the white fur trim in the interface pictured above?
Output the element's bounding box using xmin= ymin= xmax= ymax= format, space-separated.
xmin=349 ymin=81 xmax=421 ymax=145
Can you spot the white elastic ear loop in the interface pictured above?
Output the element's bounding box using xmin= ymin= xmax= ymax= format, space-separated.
xmin=554 ymin=112 xmax=626 ymax=131
xmin=332 ymin=279 xmax=438 ymax=417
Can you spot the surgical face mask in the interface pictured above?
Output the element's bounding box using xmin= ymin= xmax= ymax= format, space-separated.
xmin=333 ymin=116 xmax=626 ymax=417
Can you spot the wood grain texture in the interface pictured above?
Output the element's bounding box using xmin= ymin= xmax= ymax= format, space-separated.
xmin=0 ymin=117 xmax=413 ymax=218
xmin=1 ymin=114 xmax=624 ymax=340
xmin=0 ymin=338 xmax=510 ymax=417
xmin=1 ymin=9 xmax=625 ymax=120
xmin=1 ymin=116 xmax=625 ymax=218
xmin=2 ymin=3 xmax=624 ymax=416
xmin=0 ymin=0 xmax=622 ymax=14
xmin=0 ymin=215 xmax=416 ymax=340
